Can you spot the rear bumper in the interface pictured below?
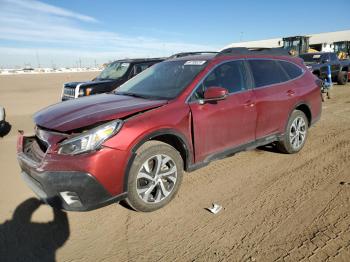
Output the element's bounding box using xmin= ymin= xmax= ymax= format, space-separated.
xmin=18 ymin=154 xmax=127 ymax=211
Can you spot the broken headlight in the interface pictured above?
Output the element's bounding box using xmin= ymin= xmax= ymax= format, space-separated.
xmin=58 ymin=120 xmax=123 ymax=155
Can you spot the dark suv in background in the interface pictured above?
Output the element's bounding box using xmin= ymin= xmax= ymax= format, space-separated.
xmin=61 ymin=58 xmax=164 ymax=101
xmin=17 ymin=48 xmax=321 ymax=212
xmin=300 ymin=52 xmax=350 ymax=85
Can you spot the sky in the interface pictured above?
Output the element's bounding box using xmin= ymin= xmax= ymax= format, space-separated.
xmin=0 ymin=0 xmax=349 ymax=68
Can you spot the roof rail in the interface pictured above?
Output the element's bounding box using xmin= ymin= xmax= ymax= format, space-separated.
xmin=217 ymin=47 xmax=291 ymax=57
xmin=168 ymin=51 xmax=218 ymax=59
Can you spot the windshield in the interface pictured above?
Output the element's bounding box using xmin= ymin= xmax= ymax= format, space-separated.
xmin=284 ymin=40 xmax=300 ymax=49
xmin=115 ymin=60 xmax=207 ymax=99
xmin=300 ymin=54 xmax=325 ymax=63
xmin=97 ymin=62 xmax=130 ymax=80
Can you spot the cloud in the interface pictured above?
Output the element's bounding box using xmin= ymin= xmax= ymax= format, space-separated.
xmin=2 ymin=0 xmax=97 ymax=23
xmin=0 ymin=0 xmax=218 ymax=67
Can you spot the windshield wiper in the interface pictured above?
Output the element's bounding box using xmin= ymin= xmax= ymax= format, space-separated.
xmin=116 ymin=92 xmax=168 ymax=100
xmin=116 ymin=92 xmax=151 ymax=99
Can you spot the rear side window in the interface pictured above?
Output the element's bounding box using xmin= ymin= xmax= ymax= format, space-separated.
xmin=279 ymin=61 xmax=303 ymax=79
xmin=248 ymin=60 xmax=289 ymax=88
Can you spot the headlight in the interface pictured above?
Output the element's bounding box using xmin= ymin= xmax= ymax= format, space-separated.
xmin=58 ymin=120 xmax=123 ymax=155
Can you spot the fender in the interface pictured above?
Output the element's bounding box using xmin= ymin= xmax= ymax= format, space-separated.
xmin=122 ymin=128 xmax=193 ymax=192
xmin=282 ymin=101 xmax=312 ymax=136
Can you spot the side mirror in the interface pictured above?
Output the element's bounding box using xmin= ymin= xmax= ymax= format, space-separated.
xmin=199 ymin=87 xmax=228 ymax=104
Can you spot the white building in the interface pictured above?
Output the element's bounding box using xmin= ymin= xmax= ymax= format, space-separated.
xmin=223 ymin=29 xmax=350 ymax=52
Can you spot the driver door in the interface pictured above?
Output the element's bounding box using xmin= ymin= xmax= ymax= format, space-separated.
xmin=188 ymin=60 xmax=256 ymax=162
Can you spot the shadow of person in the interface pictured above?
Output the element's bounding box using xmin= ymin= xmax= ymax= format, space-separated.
xmin=0 ymin=198 xmax=70 ymax=262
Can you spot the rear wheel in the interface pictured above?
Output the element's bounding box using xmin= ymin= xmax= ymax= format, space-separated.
xmin=337 ymin=71 xmax=348 ymax=85
xmin=126 ymin=141 xmax=183 ymax=212
xmin=277 ymin=110 xmax=308 ymax=154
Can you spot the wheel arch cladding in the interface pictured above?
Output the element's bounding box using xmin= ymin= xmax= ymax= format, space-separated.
xmin=295 ymin=103 xmax=312 ymax=126
xmin=123 ymin=130 xmax=191 ymax=192
xmin=149 ymin=134 xmax=188 ymax=170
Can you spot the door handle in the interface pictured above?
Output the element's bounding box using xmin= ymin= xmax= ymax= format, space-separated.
xmin=244 ymin=100 xmax=255 ymax=107
xmin=287 ymin=90 xmax=295 ymax=96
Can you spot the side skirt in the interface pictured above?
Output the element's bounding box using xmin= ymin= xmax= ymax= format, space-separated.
xmin=187 ymin=134 xmax=282 ymax=172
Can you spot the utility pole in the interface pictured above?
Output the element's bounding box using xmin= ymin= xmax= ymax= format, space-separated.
xmin=79 ymin=57 xmax=82 ymax=68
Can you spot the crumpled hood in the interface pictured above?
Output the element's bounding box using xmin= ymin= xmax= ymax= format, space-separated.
xmin=34 ymin=93 xmax=167 ymax=132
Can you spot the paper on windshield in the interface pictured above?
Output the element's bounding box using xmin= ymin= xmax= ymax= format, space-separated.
xmin=184 ymin=60 xmax=206 ymax=66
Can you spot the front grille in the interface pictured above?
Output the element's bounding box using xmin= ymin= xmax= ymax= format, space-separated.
xmin=23 ymin=137 xmax=46 ymax=163
xmin=62 ymin=87 xmax=76 ymax=100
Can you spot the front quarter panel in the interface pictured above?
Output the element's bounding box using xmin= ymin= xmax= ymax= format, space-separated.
xmin=103 ymin=102 xmax=193 ymax=160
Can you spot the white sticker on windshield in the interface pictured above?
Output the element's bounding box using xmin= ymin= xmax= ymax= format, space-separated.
xmin=184 ymin=60 xmax=206 ymax=66
xmin=121 ymin=63 xmax=129 ymax=67
xmin=312 ymin=55 xmax=321 ymax=59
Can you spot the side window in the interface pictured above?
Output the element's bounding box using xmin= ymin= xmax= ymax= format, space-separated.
xmin=192 ymin=60 xmax=248 ymax=99
xmin=131 ymin=63 xmax=150 ymax=78
xmin=248 ymin=60 xmax=289 ymax=88
xmin=279 ymin=61 xmax=303 ymax=79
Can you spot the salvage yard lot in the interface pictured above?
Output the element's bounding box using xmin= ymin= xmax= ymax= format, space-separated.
xmin=0 ymin=73 xmax=350 ymax=261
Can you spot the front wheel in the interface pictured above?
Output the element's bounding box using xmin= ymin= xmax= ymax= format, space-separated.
xmin=126 ymin=141 xmax=183 ymax=212
xmin=277 ymin=110 xmax=308 ymax=154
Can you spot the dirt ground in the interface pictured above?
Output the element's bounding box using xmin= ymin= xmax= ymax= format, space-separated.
xmin=0 ymin=73 xmax=349 ymax=262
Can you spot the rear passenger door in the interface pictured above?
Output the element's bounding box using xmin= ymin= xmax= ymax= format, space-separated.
xmin=189 ymin=60 xmax=256 ymax=162
xmin=248 ymin=59 xmax=299 ymax=139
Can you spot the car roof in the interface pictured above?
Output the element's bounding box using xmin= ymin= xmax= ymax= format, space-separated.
xmin=167 ymin=48 xmax=298 ymax=63
xmin=112 ymin=58 xmax=165 ymax=63
xmin=167 ymin=54 xmax=217 ymax=62
xmin=167 ymin=53 xmax=300 ymax=66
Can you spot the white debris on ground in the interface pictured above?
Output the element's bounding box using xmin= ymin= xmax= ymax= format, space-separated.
xmin=207 ymin=203 xmax=223 ymax=214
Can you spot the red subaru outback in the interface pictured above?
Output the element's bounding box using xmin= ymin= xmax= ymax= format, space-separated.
xmin=17 ymin=48 xmax=322 ymax=212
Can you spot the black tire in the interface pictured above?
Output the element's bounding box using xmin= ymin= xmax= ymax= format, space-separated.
xmin=277 ymin=110 xmax=308 ymax=154
xmin=125 ymin=141 xmax=183 ymax=212
xmin=337 ymin=71 xmax=348 ymax=85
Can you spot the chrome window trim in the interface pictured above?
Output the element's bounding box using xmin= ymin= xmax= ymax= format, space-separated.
xmin=186 ymin=57 xmax=306 ymax=104
xmin=75 ymin=83 xmax=83 ymax=98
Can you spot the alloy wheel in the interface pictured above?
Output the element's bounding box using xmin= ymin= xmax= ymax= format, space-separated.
xmin=136 ymin=154 xmax=177 ymax=204
xmin=289 ymin=116 xmax=306 ymax=150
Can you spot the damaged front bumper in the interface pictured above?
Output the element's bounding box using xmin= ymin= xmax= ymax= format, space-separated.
xmin=17 ymin=133 xmax=127 ymax=211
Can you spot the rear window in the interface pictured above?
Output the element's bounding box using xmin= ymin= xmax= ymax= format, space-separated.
xmin=279 ymin=61 xmax=303 ymax=79
xmin=248 ymin=60 xmax=289 ymax=88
